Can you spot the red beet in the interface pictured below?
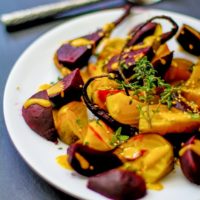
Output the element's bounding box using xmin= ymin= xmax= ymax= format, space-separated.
xmin=88 ymin=168 xmax=146 ymax=200
xmin=152 ymin=51 xmax=173 ymax=77
xmin=127 ymin=22 xmax=158 ymax=47
xmin=105 ymin=46 xmax=154 ymax=77
xmin=22 ymin=90 xmax=57 ymax=142
xmin=67 ymin=143 xmax=123 ymax=177
xmin=179 ymin=136 xmax=200 ymax=184
xmin=47 ymin=68 xmax=84 ymax=108
xmin=56 ymin=5 xmax=132 ymax=70
xmin=177 ymin=24 xmax=200 ymax=56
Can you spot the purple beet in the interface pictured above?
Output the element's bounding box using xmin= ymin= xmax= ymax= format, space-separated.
xmin=177 ymin=24 xmax=200 ymax=56
xmin=152 ymin=51 xmax=173 ymax=77
xmin=67 ymin=143 xmax=123 ymax=177
xmin=88 ymin=168 xmax=146 ymax=200
xmin=127 ymin=22 xmax=158 ymax=47
xmin=47 ymin=68 xmax=84 ymax=108
xmin=22 ymin=90 xmax=57 ymax=142
xmin=56 ymin=5 xmax=132 ymax=70
xmin=105 ymin=46 xmax=154 ymax=77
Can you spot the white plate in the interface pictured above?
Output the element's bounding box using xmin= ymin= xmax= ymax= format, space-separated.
xmin=3 ymin=8 xmax=200 ymax=200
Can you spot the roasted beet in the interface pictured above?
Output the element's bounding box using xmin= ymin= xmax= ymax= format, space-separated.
xmin=105 ymin=46 xmax=154 ymax=77
xmin=47 ymin=68 xmax=84 ymax=108
xmin=152 ymin=51 xmax=173 ymax=77
xmin=177 ymin=24 xmax=200 ymax=56
xmin=127 ymin=15 xmax=178 ymax=48
xmin=179 ymin=136 xmax=200 ymax=185
xmin=82 ymin=75 xmax=138 ymax=136
xmin=164 ymin=133 xmax=195 ymax=157
xmin=127 ymin=22 xmax=158 ymax=46
xmin=22 ymin=90 xmax=57 ymax=142
xmin=55 ymin=5 xmax=131 ymax=70
xmin=87 ymin=169 xmax=146 ymax=200
xmin=67 ymin=143 xmax=122 ymax=176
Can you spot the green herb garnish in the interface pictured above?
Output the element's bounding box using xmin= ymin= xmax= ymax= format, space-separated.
xmin=110 ymin=127 xmax=129 ymax=146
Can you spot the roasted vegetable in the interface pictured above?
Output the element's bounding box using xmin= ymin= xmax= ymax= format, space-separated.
xmin=106 ymin=92 xmax=142 ymax=125
xmin=127 ymin=22 xmax=158 ymax=46
xmin=181 ymin=62 xmax=200 ymax=106
xmin=67 ymin=143 xmax=122 ymax=176
xmin=92 ymin=89 xmax=123 ymax=109
xmin=88 ymin=169 xmax=146 ymax=200
xmin=139 ymin=104 xmax=200 ymax=135
xmin=47 ymin=68 xmax=84 ymax=108
xmin=22 ymin=90 xmax=57 ymax=142
xmin=53 ymin=101 xmax=88 ymax=145
xmin=83 ymin=120 xmax=115 ymax=151
xmin=177 ymin=24 xmax=200 ymax=56
xmin=115 ymin=133 xmax=174 ymax=183
xmin=54 ymin=5 xmax=131 ymax=70
xmin=179 ymin=136 xmax=200 ymax=184
xmin=164 ymin=58 xmax=193 ymax=83
xmin=82 ymin=75 xmax=138 ymax=136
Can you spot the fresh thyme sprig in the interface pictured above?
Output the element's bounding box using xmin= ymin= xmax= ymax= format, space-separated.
xmin=110 ymin=127 xmax=129 ymax=146
xmin=117 ymin=56 xmax=178 ymax=108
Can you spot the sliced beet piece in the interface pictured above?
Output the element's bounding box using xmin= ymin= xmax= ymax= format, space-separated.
xmin=67 ymin=143 xmax=123 ymax=177
xmin=179 ymin=136 xmax=200 ymax=185
xmin=56 ymin=5 xmax=132 ymax=70
xmin=47 ymin=68 xmax=84 ymax=108
xmin=127 ymin=22 xmax=158 ymax=47
xmin=177 ymin=24 xmax=200 ymax=56
xmin=88 ymin=168 xmax=146 ymax=200
xmin=22 ymin=90 xmax=57 ymax=142
xmin=152 ymin=51 xmax=174 ymax=77
xmin=105 ymin=46 xmax=154 ymax=77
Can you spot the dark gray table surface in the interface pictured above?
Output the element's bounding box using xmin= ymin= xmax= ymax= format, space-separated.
xmin=1 ymin=0 xmax=200 ymax=200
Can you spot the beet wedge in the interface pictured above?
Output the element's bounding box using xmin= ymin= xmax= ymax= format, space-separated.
xmin=47 ymin=68 xmax=84 ymax=108
xmin=55 ymin=5 xmax=132 ymax=70
xmin=179 ymin=136 xmax=200 ymax=185
xmin=177 ymin=24 xmax=200 ymax=56
xmin=88 ymin=169 xmax=146 ymax=200
xmin=22 ymin=90 xmax=57 ymax=142
xmin=67 ymin=143 xmax=122 ymax=177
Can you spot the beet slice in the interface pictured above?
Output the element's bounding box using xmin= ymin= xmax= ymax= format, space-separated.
xmin=177 ymin=24 xmax=200 ymax=56
xmin=22 ymin=90 xmax=57 ymax=142
xmin=105 ymin=46 xmax=154 ymax=77
xmin=127 ymin=22 xmax=158 ymax=47
xmin=88 ymin=168 xmax=146 ymax=200
xmin=47 ymin=68 xmax=84 ymax=108
xmin=67 ymin=143 xmax=123 ymax=177
xmin=179 ymin=136 xmax=200 ymax=184
xmin=56 ymin=5 xmax=132 ymax=70
xmin=152 ymin=51 xmax=174 ymax=77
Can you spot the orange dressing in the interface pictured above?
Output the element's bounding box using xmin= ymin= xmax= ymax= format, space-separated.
xmin=23 ymin=98 xmax=51 ymax=109
xmin=75 ymin=153 xmax=90 ymax=169
xmin=38 ymin=84 xmax=51 ymax=91
xmin=147 ymin=182 xmax=164 ymax=191
xmin=70 ymin=38 xmax=93 ymax=47
xmin=56 ymin=155 xmax=73 ymax=170
xmin=47 ymin=81 xmax=64 ymax=96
